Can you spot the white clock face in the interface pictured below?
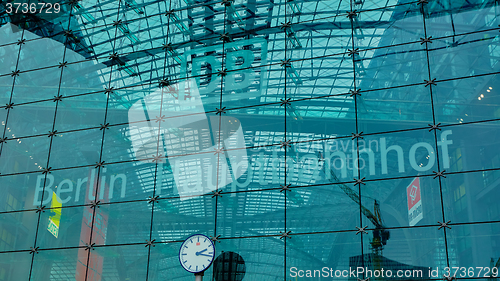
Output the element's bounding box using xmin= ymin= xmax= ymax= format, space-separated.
xmin=179 ymin=234 xmax=215 ymax=273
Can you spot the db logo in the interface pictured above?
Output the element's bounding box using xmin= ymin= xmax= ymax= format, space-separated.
xmin=128 ymin=79 xmax=248 ymax=199
xmin=409 ymin=185 xmax=418 ymax=203
xmin=181 ymin=38 xmax=268 ymax=104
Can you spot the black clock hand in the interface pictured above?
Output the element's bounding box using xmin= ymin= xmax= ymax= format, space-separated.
xmin=199 ymin=253 xmax=212 ymax=257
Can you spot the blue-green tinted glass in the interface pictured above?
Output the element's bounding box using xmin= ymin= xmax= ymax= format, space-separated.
xmin=1 ymin=0 xmax=499 ymax=280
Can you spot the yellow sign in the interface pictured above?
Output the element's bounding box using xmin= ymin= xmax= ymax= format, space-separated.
xmin=47 ymin=192 xmax=62 ymax=238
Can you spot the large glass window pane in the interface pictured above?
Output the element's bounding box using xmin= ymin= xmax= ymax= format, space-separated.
xmin=438 ymin=121 xmax=500 ymax=174
xmin=215 ymin=236 xmax=285 ymax=281
xmin=89 ymin=244 xmax=149 ymax=280
xmin=93 ymin=201 xmax=152 ymax=245
xmin=152 ymin=196 xmax=215 ymax=243
xmin=357 ymin=85 xmax=433 ymax=134
xmin=7 ymin=102 xmax=55 ymax=138
xmin=0 ymin=75 xmax=14 ymax=105
xmin=217 ymin=189 xmax=284 ymax=237
xmin=286 ymin=232 xmax=361 ymax=281
xmin=447 ymin=223 xmax=500 ymax=269
xmin=358 ymin=129 xmax=439 ymax=181
xmin=433 ymin=75 xmax=500 ymax=125
xmin=286 ymin=184 xmax=360 ymax=233
xmin=426 ymin=4 xmax=499 ymax=38
xmin=30 ymin=248 xmax=82 ymax=281
xmin=429 ymin=30 xmax=500 ymax=81
xmin=0 ymin=251 xmax=32 ymax=280
xmin=362 ymin=227 xmax=449 ymax=275
xmin=361 ymin=176 xmax=442 ymax=229
xmin=49 ymin=129 xmax=103 ymax=170
xmin=0 ymin=210 xmax=38 ymax=252
xmin=442 ymin=170 xmax=500 ymax=224
xmin=0 ymin=135 xmax=50 ymax=175
xmin=35 ymin=205 xmax=90 ymax=249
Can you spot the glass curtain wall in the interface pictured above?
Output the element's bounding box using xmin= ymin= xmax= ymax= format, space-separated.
xmin=0 ymin=0 xmax=499 ymax=280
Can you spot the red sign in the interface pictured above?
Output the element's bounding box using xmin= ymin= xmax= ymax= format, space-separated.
xmin=406 ymin=177 xmax=423 ymax=226
xmin=407 ymin=177 xmax=421 ymax=210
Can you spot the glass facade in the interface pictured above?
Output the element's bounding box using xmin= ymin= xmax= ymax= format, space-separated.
xmin=0 ymin=0 xmax=500 ymax=280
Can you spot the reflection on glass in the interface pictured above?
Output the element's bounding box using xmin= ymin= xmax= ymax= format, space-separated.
xmin=1 ymin=1 xmax=500 ymax=280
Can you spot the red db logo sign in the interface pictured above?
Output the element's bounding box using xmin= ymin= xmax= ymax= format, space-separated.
xmin=406 ymin=177 xmax=423 ymax=226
